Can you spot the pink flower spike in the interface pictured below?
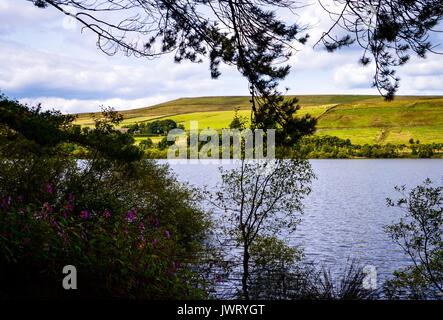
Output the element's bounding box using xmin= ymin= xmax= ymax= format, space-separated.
xmin=126 ymin=209 xmax=137 ymax=223
xmin=45 ymin=183 xmax=54 ymax=194
xmin=80 ymin=210 xmax=90 ymax=220
xmin=43 ymin=202 xmax=53 ymax=213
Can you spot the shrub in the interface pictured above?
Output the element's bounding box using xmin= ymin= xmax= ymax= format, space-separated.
xmin=139 ymin=138 xmax=154 ymax=150
xmin=384 ymin=179 xmax=443 ymax=299
xmin=0 ymin=158 xmax=210 ymax=299
xmin=0 ymin=95 xmax=210 ymax=299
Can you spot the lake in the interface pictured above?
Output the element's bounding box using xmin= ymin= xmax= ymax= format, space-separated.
xmin=165 ymin=159 xmax=442 ymax=287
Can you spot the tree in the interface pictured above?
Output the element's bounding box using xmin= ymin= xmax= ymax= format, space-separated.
xmin=138 ymin=138 xmax=154 ymax=150
xmin=317 ymin=0 xmax=443 ymax=99
xmin=384 ymin=179 xmax=443 ymax=299
xmin=0 ymin=94 xmax=142 ymax=161
xmin=213 ymin=159 xmax=315 ymax=299
xmin=229 ymin=107 xmax=248 ymax=130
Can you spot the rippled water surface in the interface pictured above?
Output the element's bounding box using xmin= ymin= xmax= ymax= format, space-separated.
xmin=166 ymin=159 xmax=442 ymax=283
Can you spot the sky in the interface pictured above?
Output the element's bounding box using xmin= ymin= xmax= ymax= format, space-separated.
xmin=1 ymin=0 xmax=443 ymax=114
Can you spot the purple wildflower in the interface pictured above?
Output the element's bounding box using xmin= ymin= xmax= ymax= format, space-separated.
xmin=126 ymin=208 xmax=137 ymax=223
xmin=42 ymin=202 xmax=53 ymax=213
xmin=50 ymin=218 xmax=59 ymax=228
xmin=80 ymin=210 xmax=90 ymax=220
xmin=45 ymin=183 xmax=54 ymax=194
xmin=151 ymin=238 xmax=158 ymax=247
xmin=164 ymin=230 xmax=171 ymax=239
xmin=138 ymin=222 xmax=146 ymax=241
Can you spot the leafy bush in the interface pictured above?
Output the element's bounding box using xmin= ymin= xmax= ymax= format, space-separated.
xmin=290 ymin=135 xmax=442 ymax=159
xmin=0 ymin=95 xmax=210 ymax=299
xmin=0 ymin=158 xmax=210 ymax=299
xmin=138 ymin=138 xmax=154 ymax=150
xmin=125 ymin=119 xmax=179 ymax=135
xmin=384 ymin=179 xmax=443 ymax=299
xmin=248 ymin=236 xmax=303 ymax=299
xmin=0 ymin=94 xmax=142 ymax=161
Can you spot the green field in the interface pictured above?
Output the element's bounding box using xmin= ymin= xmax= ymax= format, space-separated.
xmin=75 ymin=95 xmax=443 ymax=145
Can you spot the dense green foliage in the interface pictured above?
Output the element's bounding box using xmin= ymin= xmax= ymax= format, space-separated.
xmin=292 ymin=136 xmax=443 ymax=159
xmin=124 ymin=119 xmax=183 ymax=135
xmin=0 ymin=95 xmax=210 ymax=299
xmin=229 ymin=107 xmax=248 ymax=130
xmin=132 ymin=133 xmax=442 ymax=159
xmin=0 ymin=94 xmax=142 ymax=161
xmin=384 ymin=179 xmax=443 ymax=299
xmin=0 ymin=159 xmax=209 ymax=299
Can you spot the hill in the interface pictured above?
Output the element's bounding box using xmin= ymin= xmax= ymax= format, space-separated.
xmin=74 ymin=95 xmax=443 ymax=145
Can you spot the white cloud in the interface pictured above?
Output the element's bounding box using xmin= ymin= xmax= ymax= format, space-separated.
xmin=0 ymin=0 xmax=58 ymax=34
xmin=19 ymin=96 xmax=169 ymax=114
xmin=406 ymin=75 xmax=443 ymax=92
xmin=401 ymin=55 xmax=443 ymax=77
xmin=333 ymin=64 xmax=374 ymax=89
xmin=0 ymin=41 xmax=245 ymax=101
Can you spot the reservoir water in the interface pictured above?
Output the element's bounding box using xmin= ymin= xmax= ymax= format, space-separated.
xmin=166 ymin=159 xmax=442 ymax=285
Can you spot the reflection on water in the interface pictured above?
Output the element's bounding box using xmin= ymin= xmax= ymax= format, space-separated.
xmin=165 ymin=159 xmax=442 ymax=284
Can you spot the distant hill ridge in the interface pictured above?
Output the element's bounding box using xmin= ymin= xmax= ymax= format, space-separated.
xmin=74 ymin=95 xmax=443 ymax=145
xmin=75 ymin=95 xmax=443 ymax=117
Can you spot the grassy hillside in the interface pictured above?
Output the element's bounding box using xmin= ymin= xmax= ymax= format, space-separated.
xmin=74 ymin=95 xmax=443 ymax=145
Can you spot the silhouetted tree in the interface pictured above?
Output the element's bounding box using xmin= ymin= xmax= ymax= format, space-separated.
xmin=213 ymin=159 xmax=314 ymax=299
xmin=317 ymin=0 xmax=443 ymax=99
